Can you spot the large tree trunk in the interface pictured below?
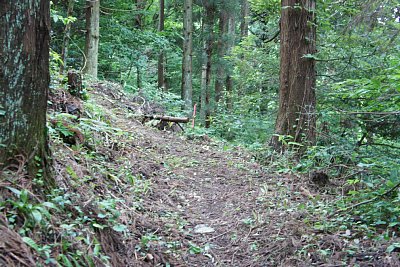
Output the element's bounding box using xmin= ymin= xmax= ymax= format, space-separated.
xmin=181 ymin=0 xmax=194 ymax=115
xmin=215 ymin=1 xmax=235 ymax=109
xmin=158 ymin=0 xmax=167 ymax=91
xmin=240 ymin=0 xmax=249 ymax=38
xmin=0 ymin=0 xmax=54 ymax=186
xmin=83 ymin=0 xmax=100 ymax=79
xmin=60 ymin=0 xmax=75 ymax=74
xmin=225 ymin=13 xmax=235 ymax=110
xmin=215 ymin=9 xmax=228 ymax=104
xmin=200 ymin=4 xmax=215 ymax=128
xmin=271 ymin=0 xmax=317 ymax=151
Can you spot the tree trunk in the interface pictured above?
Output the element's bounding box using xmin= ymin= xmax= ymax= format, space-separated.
xmin=134 ymin=0 xmax=147 ymax=29
xmin=200 ymin=40 xmax=209 ymax=125
xmin=200 ymin=4 xmax=215 ymax=128
xmin=270 ymin=0 xmax=317 ymax=151
xmin=215 ymin=9 xmax=228 ymax=104
xmin=136 ymin=55 xmax=142 ymax=89
xmin=0 ymin=0 xmax=54 ymax=187
xmin=60 ymin=0 xmax=75 ymax=74
xmin=158 ymin=0 xmax=167 ymax=91
xmin=240 ymin=0 xmax=250 ymax=38
xmin=215 ymin=2 xmax=235 ymax=109
xmin=225 ymin=13 xmax=235 ymax=110
xmin=83 ymin=0 xmax=100 ymax=79
xmin=181 ymin=0 xmax=194 ymax=115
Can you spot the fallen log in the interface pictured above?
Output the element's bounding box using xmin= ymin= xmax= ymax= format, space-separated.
xmin=143 ymin=115 xmax=190 ymax=123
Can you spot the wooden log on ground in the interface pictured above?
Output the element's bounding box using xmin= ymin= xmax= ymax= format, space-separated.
xmin=144 ymin=115 xmax=190 ymax=123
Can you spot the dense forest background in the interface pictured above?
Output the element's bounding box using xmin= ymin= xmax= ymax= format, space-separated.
xmin=1 ymin=0 xmax=400 ymax=266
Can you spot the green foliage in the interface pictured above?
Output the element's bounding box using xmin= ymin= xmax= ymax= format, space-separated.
xmin=140 ymin=233 xmax=161 ymax=250
xmin=51 ymin=4 xmax=76 ymax=25
xmin=5 ymin=187 xmax=53 ymax=230
xmin=231 ymin=36 xmax=279 ymax=98
xmin=51 ymin=120 xmax=75 ymax=139
xmin=49 ymin=49 xmax=64 ymax=79
xmin=250 ymin=0 xmax=280 ymax=13
xmin=292 ymin=128 xmax=400 ymax=240
xmin=188 ymin=242 xmax=203 ymax=254
xmin=296 ymin=0 xmax=400 ymax=241
xmin=336 ymin=170 xmax=400 ymax=230
xmin=329 ymin=65 xmax=400 ymax=139
xmin=0 ymin=187 xmax=112 ymax=265
xmin=127 ymin=82 xmax=186 ymax=117
xmin=205 ymin=19 xmax=280 ymax=146
xmin=99 ymin=21 xmax=171 ymax=82
xmin=211 ymin=106 xmax=273 ymax=146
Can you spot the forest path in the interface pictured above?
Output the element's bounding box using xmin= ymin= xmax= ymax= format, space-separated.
xmin=91 ymin=85 xmax=308 ymax=266
xmin=117 ymin=121 xmax=285 ymax=267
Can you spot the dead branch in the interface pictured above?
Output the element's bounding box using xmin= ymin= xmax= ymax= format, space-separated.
xmin=144 ymin=115 xmax=189 ymax=123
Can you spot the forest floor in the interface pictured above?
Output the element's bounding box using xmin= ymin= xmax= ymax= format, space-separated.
xmin=90 ymin=84 xmax=320 ymax=266
xmin=35 ymin=83 xmax=400 ymax=266
xmin=59 ymin=84 xmax=394 ymax=266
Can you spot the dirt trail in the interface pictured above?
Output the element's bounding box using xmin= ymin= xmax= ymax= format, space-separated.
xmin=88 ymin=86 xmax=310 ymax=267
xmin=121 ymin=124 xmax=270 ymax=266
xmin=117 ymin=122 xmax=285 ymax=266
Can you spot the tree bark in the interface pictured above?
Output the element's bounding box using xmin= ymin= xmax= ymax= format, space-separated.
xmin=136 ymin=55 xmax=142 ymax=88
xmin=215 ymin=9 xmax=228 ymax=104
xmin=215 ymin=1 xmax=235 ymax=109
xmin=225 ymin=13 xmax=235 ymax=110
xmin=240 ymin=0 xmax=249 ymax=38
xmin=158 ymin=0 xmax=167 ymax=91
xmin=0 ymin=0 xmax=54 ymax=187
xmin=200 ymin=4 xmax=215 ymax=128
xmin=83 ymin=0 xmax=100 ymax=79
xmin=60 ymin=0 xmax=75 ymax=74
xmin=181 ymin=0 xmax=194 ymax=116
xmin=270 ymin=0 xmax=317 ymax=151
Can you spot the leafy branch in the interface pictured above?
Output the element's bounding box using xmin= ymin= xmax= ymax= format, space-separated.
xmin=330 ymin=181 xmax=400 ymax=217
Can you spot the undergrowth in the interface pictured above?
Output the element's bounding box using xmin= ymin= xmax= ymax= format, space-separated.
xmin=0 ymin=85 xmax=153 ymax=266
xmin=252 ymin=132 xmax=400 ymax=255
xmin=126 ymin=81 xmax=400 ymax=261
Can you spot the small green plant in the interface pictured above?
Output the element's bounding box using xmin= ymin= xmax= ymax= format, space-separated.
xmin=5 ymin=187 xmax=57 ymax=230
xmin=140 ymin=233 xmax=161 ymax=250
xmin=188 ymin=242 xmax=202 ymax=254
xmin=95 ymin=197 xmax=128 ymax=233
xmin=272 ymin=134 xmax=304 ymax=148
xmin=242 ymin=217 xmax=255 ymax=227
xmin=23 ymin=237 xmax=56 ymax=264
